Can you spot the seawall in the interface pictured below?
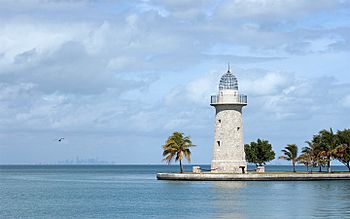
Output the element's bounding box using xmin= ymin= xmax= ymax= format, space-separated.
xmin=156 ymin=172 xmax=350 ymax=181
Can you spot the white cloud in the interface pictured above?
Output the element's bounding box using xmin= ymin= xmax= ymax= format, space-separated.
xmin=241 ymin=71 xmax=291 ymax=96
xmin=164 ymin=71 xmax=221 ymax=108
xmin=152 ymin=0 xmax=212 ymax=19
xmin=185 ymin=72 xmax=218 ymax=103
xmin=0 ymin=20 xmax=90 ymax=72
xmin=1 ymin=0 xmax=350 ymax=163
xmin=342 ymin=94 xmax=350 ymax=108
xmin=215 ymin=0 xmax=338 ymax=20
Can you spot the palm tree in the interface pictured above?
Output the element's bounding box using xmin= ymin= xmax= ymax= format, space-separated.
xmin=162 ymin=132 xmax=195 ymax=173
xmin=298 ymin=141 xmax=325 ymax=173
xmin=333 ymin=144 xmax=350 ymax=171
xmin=279 ymin=144 xmax=298 ymax=172
xmin=333 ymin=129 xmax=350 ymax=171
xmin=318 ymin=128 xmax=338 ymax=173
xmin=297 ymin=149 xmax=312 ymax=172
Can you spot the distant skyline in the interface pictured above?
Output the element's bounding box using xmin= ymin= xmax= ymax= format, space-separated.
xmin=1 ymin=0 xmax=350 ymax=164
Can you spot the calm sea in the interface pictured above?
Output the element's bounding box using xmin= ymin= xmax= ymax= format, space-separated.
xmin=1 ymin=165 xmax=350 ymax=219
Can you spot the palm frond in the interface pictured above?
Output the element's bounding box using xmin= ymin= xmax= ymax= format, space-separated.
xmin=163 ymin=154 xmax=174 ymax=164
xmin=161 ymin=131 xmax=195 ymax=167
xmin=278 ymin=155 xmax=290 ymax=161
xmin=184 ymin=149 xmax=191 ymax=162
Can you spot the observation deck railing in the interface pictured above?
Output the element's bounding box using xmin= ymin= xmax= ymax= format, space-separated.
xmin=210 ymin=94 xmax=247 ymax=105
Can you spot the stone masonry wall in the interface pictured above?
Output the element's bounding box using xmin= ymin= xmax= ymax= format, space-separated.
xmin=211 ymin=104 xmax=246 ymax=173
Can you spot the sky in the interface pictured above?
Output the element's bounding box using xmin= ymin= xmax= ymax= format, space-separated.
xmin=0 ymin=0 xmax=350 ymax=164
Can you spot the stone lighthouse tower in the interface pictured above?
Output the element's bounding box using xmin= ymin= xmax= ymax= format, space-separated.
xmin=210 ymin=67 xmax=247 ymax=173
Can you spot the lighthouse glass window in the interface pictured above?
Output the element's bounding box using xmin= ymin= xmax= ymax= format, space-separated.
xmin=219 ymin=72 xmax=238 ymax=90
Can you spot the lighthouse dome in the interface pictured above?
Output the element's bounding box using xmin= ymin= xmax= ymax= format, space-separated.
xmin=219 ymin=70 xmax=238 ymax=90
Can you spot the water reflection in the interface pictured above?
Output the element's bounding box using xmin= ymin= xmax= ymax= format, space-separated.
xmin=213 ymin=181 xmax=247 ymax=189
xmin=209 ymin=181 xmax=247 ymax=219
xmin=206 ymin=180 xmax=350 ymax=218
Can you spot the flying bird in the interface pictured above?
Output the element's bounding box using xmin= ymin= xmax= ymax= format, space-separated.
xmin=57 ymin=137 xmax=64 ymax=142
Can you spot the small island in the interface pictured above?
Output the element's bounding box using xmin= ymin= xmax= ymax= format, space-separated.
xmin=157 ymin=67 xmax=350 ymax=181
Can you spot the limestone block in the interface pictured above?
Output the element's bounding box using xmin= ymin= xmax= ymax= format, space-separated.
xmin=192 ymin=166 xmax=201 ymax=173
xmin=256 ymin=166 xmax=265 ymax=173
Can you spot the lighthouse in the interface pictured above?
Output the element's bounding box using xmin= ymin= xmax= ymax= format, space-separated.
xmin=210 ymin=67 xmax=247 ymax=173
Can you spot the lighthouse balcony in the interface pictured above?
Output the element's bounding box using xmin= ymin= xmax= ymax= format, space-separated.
xmin=210 ymin=94 xmax=247 ymax=105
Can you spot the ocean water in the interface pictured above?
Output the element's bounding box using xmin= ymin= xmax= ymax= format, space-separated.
xmin=1 ymin=165 xmax=350 ymax=219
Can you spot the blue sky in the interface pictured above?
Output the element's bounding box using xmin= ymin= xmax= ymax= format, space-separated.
xmin=0 ymin=0 xmax=350 ymax=164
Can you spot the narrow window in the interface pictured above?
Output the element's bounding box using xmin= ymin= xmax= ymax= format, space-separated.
xmin=218 ymin=119 xmax=221 ymax=123
xmin=217 ymin=141 xmax=221 ymax=147
xmin=237 ymin=127 xmax=240 ymax=131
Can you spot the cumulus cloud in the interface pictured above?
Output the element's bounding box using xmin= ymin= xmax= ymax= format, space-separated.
xmin=240 ymin=71 xmax=292 ymax=96
xmin=167 ymin=68 xmax=350 ymax=123
xmin=165 ymin=71 xmax=218 ymax=107
xmin=215 ymin=0 xmax=339 ymax=20
xmin=1 ymin=0 xmax=350 ymax=163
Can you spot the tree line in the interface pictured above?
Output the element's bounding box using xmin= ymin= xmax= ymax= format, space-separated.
xmin=161 ymin=128 xmax=350 ymax=173
xmin=245 ymin=128 xmax=350 ymax=172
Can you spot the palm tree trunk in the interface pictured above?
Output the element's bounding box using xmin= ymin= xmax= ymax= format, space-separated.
xmin=292 ymin=161 xmax=296 ymax=172
xmin=327 ymin=158 xmax=331 ymax=173
xmin=179 ymin=159 xmax=183 ymax=173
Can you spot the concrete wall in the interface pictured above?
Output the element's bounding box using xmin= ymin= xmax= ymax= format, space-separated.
xmin=157 ymin=173 xmax=350 ymax=181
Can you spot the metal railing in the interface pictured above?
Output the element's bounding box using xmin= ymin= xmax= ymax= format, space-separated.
xmin=210 ymin=94 xmax=247 ymax=104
